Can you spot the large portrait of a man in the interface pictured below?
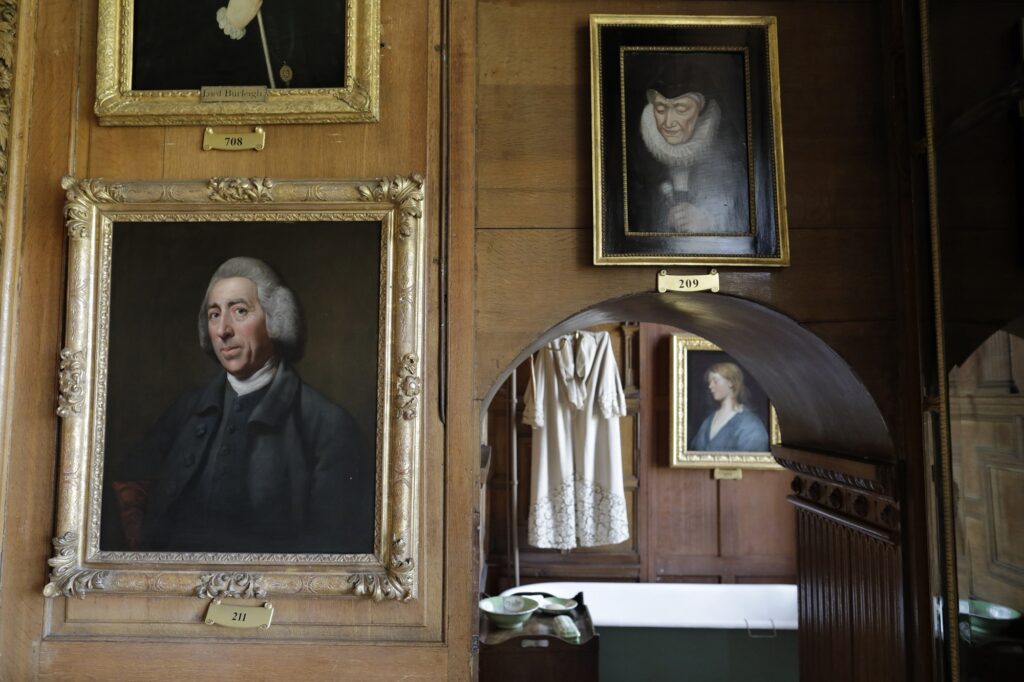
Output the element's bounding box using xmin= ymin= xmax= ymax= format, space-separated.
xmin=46 ymin=177 xmax=424 ymax=601
xmin=95 ymin=0 xmax=381 ymax=124
xmin=104 ymin=253 xmax=375 ymax=554
xmin=590 ymin=15 xmax=789 ymax=266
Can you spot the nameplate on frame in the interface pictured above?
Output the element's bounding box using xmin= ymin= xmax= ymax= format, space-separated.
xmin=203 ymin=127 xmax=266 ymax=152
xmin=713 ymin=468 xmax=743 ymax=480
xmin=657 ymin=269 xmax=720 ymax=293
xmin=204 ymin=599 xmax=274 ymax=629
xmin=200 ymin=86 xmax=268 ymax=103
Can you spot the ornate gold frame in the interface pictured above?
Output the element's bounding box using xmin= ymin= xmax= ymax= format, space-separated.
xmin=45 ymin=176 xmax=424 ymax=601
xmin=95 ymin=1 xmax=380 ymax=125
xmin=669 ymin=334 xmax=782 ymax=469
xmin=590 ymin=15 xmax=789 ymax=266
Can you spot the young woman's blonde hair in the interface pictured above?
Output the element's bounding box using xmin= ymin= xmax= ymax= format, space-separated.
xmin=705 ymin=361 xmax=749 ymax=406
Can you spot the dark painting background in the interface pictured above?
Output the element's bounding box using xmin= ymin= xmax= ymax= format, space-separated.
xmin=100 ymin=219 xmax=381 ymax=547
xmin=622 ymin=49 xmax=750 ymax=234
xmin=686 ymin=349 xmax=771 ymax=451
xmin=131 ymin=0 xmax=347 ymax=90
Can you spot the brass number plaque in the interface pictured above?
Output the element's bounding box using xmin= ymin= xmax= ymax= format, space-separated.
xmin=657 ymin=269 xmax=720 ymax=293
xmin=204 ymin=599 xmax=274 ymax=629
xmin=202 ymin=127 xmax=266 ymax=152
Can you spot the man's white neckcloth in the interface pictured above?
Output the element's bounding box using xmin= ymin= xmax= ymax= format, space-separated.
xmin=227 ymin=357 xmax=278 ymax=396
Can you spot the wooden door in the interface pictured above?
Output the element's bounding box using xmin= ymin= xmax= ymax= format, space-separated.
xmin=950 ymin=332 xmax=1024 ymax=613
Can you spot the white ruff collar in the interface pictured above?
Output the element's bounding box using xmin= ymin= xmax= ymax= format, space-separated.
xmin=640 ymin=100 xmax=721 ymax=168
xmin=227 ymin=357 xmax=279 ymax=396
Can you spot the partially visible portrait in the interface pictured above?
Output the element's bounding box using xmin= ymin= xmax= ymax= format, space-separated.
xmin=591 ymin=15 xmax=789 ymax=265
xmin=670 ymin=334 xmax=782 ymax=469
xmin=95 ymin=0 xmax=381 ymax=125
xmin=46 ymin=177 xmax=424 ymax=602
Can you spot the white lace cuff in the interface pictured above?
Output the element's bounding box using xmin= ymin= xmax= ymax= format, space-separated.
xmin=217 ymin=7 xmax=246 ymax=40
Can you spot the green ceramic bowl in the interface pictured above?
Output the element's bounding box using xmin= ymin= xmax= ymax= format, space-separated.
xmin=538 ymin=596 xmax=578 ymax=615
xmin=479 ymin=596 xmax=539 ymax=629
xmin=960 ymin=598 xmax=1022 ymax=635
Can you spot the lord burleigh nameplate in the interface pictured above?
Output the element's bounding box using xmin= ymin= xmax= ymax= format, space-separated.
xmin=204 ymin=599 xmax=274 ymax=629
xmin=200 ymin=86 xmax=269 ymax=103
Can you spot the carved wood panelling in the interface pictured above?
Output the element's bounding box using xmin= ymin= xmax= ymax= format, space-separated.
xmin=788 ymin=474 xmax=900 ymax=544
xmin=797 ymin=507 xmax=904 ymax=681
xmin=780 ymin=443 xmax=905 ymax=680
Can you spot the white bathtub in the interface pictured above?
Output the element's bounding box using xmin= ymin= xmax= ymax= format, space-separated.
xmin=502 ymin=581 xmax=800 ymax=680
xmin=502 ymin=581 xmax=798 ymax=630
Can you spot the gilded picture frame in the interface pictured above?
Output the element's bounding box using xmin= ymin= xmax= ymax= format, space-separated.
xmin=95 ymin=0 xmax=380 ymax=125
xmin=670 ymin=334 xmax=782 ymax=469
xmin=46 ymin=176 xmax=424 ymax=601
xmin=590 ymin=15 xmax=789 ymax=266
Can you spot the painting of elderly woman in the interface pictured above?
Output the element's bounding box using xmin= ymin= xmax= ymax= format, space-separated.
xmin=591 ymin=16 xmax=788 ymax=264
xmin=623 ymin=49 xmax=752 ymax=243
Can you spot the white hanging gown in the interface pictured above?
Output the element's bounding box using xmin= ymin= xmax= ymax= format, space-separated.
xmin=523 ymin=331 xmax=630 ymax=549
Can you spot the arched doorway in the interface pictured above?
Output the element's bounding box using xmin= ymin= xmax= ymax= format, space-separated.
xmin=477 ymin=292 xmax=905 ymax=679
xmin=946 ymin=323 xmax=1024 ymax=679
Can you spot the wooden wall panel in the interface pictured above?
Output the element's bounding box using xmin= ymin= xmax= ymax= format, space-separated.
xmin=797 ymin=509 xmax=903 ymax=682
xmin=0 ymin=2 xmax=83 ymax=679
xmin=79 ymin=1 xmax=434 ymax=181
xmin=38 ymin=642 xmax=449 ymax=682
xmin=932 ymin=2 xmax=1024 ymax=366
xmin=785 ymin=443 xmax=905 ymax=682
xmin=476 ymin=0 xmax=889 ymax=233
xmin=473 ymin=1 xmax=916 ymax=674
xmin=0 ymin=0 xmax=953 ymax=677
xmin=449 ymin=0 xmax=481 ymax=677
xmin=471 ymin=0 xmax=906 ymax=487
xmin=651 ymin=471 xmax=720 ymax=560
xmin=720 ymin=472 xmax=798 ymax=559
xmin=0 ymin=0 xmax=461 ymax=678
xmin=475 ymin=230 xmax=897 ymax=401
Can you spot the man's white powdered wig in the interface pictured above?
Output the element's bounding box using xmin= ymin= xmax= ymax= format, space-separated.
xmin=198 ymin=256 xmax=304 ymax=361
